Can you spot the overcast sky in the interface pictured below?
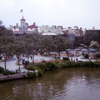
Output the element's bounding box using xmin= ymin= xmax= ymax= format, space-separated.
xmin=0 ymin=0 xmax=100 ymax=29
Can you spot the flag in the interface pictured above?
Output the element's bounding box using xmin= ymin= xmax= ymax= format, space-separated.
xmin=20 ymin=9 xmax=23 ymax=13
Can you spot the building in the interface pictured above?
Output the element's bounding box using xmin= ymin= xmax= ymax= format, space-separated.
xmin=63 ymin=26 xmax=84 ymax=48
xmin=39 ymin=25 xmax=64 ymax=35
xmin=8 ymin=17 xmax=39 ymax=35
xmin=84 ymin=27 xmax=100 ymax=45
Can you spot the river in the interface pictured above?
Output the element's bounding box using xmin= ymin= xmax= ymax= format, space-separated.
xmin=0 ymin=68 xmax=100 ymax=100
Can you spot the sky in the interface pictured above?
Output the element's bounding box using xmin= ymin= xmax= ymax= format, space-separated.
xmin=0 ymin=0 xmax=100 ymax=29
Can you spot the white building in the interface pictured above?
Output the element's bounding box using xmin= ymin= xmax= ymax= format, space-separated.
xmin=8 ymin=17 xmax=39 ymax=34
xmin=39 ymin=25 xmax=64 ymax=35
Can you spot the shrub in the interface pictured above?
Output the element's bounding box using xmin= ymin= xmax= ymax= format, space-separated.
xmin=76 ymin=61 xmax=84 ymax=67
xmin=94 ymin=62 xmax=99 ymax=67
xmin=27 ymin=72 xmax=36 ymax=79
xmin=34 ymin=63 xmax=46 ymax=72
xmin=0 ymin=66 xmax=4 ymax=73
xmin=53 ymin=59 xmax=61 ymax=65
xmin=65 ymin=61 xmax=76 ymax=68
xmin=38 ymin=70 xmax=43 ymax=77
xmin=2 ymin=69 xmax=16 ymax=75
xmin=25 ymin=63 xmax=35 ymax=71
xmin=83 ymin=61 xmax=94 ymax=67
xmin=84 ymin=53 xmax=89 ymax=59
xmin=63 ymin=57 xmax=70 ymax=61
xmin=45 ymin=62 xmax=58 ymax=71
xmin=34 ymin=66 xmax=43 ymax=77
xmin=94 ymin=61 xmax=100 ymax=67
xmin=61 ymin=62 xmax=67 ymax=68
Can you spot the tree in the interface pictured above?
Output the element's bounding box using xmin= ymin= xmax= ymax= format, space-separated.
xmin=54 ymin=35 xmax=72 ymax=59
xmin=89 ymin=41 xmax=99 ymax=49
xmin=0 ymin=26 xmax=14 ymax=69
xmin=39 ymin=35 xmax=55 ymax=55
xmin=84 ymin=30 xmax=99 ymax=46
xmin=23 ymin=34 xmax=36 ymax=63
xmin=13 ymin=36 xmax=26 ymax=70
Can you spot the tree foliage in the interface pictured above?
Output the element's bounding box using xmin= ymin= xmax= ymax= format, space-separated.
xmin=0 ymin=26 xmax=14 ymax=69
xmin=84 ymin=30 xmax=99 ymax=46
xmin=39 ymin=35 xmax=55 ymax=55
xmin=53 ymin=35 xmax=72 ymax=58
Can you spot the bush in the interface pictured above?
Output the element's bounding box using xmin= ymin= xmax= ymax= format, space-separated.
xmin=45 ymin=62 xmax=58 ymax=71
xmin=34 ymin=66 xmax=43 ymax=77
xmin=2 ymin=69 xmax=16 ymax=75
xmin=63 ymin=57 xmax=70 ymax=61
xmin=60 ymin=62 xmax=67 ymax=68
xmin=84 ymin=53 xmax=89 ymax=59
xmin=76 ymin=61 xmax=84 ymax=67
xmin=34 ymin=63 xmax=46 ymax=72
xmin=53 ymin=59 xmax=61 ymax=65
xmin=94 ymin=62 xmax=99 ymax=67
xmin=25 ymin=63 xmax=35 ymax=71
xmin=65 ymin=61 xmax=76 ymax=68
xmin=27 ymin=72 xmax=36 ymax=79
xmin=83 ymin=61 xmax=94 ymax=67
xmin=38 ymin=70 xmax=43 ymax=77
xmin=0 ymin=66 xmax=4 ymax=73
xmin=94 ymin=61 xmax=100 ymax=67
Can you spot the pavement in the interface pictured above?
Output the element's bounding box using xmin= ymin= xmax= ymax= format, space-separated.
xmin=0 ymin=55 xmax=99 ymax=72
xmin=69 ymin=56 xmax=96 ymax=62
xmin=0 ymin=55 xmax=53 ymax=72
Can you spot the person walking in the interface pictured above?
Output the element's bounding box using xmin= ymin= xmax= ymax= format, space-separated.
xmin=89 ymin=56 xmax=91 ymax=61
xmin=76 ymin=58 xmax=78 ymax=62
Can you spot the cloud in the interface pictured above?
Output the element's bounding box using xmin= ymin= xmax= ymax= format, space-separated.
xmin=0 ymin=0 xmax=100 ymax=28
xmin=1 ymin=0 xmax=15 ymax=6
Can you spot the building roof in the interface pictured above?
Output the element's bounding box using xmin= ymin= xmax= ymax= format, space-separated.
xmin=28 ymin=23 xmax=38 ymax=28
xmin=20 ymin=17 xmax=26 ymax=21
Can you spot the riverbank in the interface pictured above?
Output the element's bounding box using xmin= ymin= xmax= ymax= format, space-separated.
xmin=1 ymin=53 xmax=100 ymax=82
xmin=1 ymin=59 xmax=100 ymax=82
xmin=0 ymin=71 xmax=27 ymax=82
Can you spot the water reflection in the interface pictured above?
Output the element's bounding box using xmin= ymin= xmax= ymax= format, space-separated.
xmin=0 ymin=68 xmax=100 ymax=100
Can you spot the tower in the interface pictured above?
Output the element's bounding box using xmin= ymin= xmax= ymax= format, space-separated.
xmin=19 ymin=17 xmax=27 ymax=31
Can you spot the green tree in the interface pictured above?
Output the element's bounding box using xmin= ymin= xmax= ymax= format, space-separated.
xmin=39 ymin=35 xmax=55 ymax=55
xmin=54 ymin=35 xmax=72 ymax=59
xmin=23 ymin=34 xmax=37 ymax=63
xmin=0 ymin=26 xmax=14 ymax=69
xmin=13 ymin=36 xmax=26 ymax=70
xmin=84 ymin=30 xmax=99 ymax=46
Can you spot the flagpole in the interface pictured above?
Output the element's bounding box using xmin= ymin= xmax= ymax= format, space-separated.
xmin=20 ymin=9 xmax=23 ymax=18
xmin=22 ymin=11 xmax=23 ymax=17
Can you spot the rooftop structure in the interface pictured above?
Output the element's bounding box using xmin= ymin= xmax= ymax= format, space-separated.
xmin=8 ymin=17 xmax=39 ymax=34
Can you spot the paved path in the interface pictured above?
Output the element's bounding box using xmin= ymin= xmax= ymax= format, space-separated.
xmin=0 ymin=55 xmax=53 ymax=72
xmin=69 ymin=56 xmax=96 ymax=62
xmin=0 ymin=55 xmax=99 ymax=72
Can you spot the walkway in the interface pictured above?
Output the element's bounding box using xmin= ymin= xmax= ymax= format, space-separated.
xmin=0 ymin=55 xmax=99 ymax=72
xmin=0 ymin=55 xmax=53 ymax=72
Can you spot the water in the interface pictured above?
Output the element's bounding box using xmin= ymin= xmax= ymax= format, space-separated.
xmin=0 ymin=68 xmax=100 ymax=100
